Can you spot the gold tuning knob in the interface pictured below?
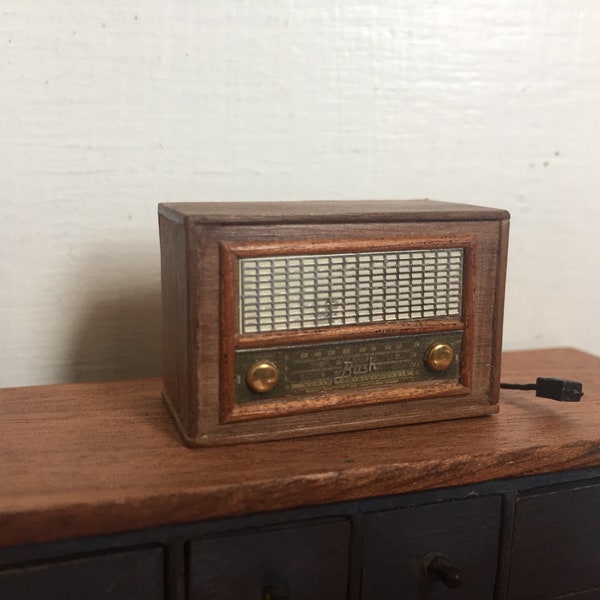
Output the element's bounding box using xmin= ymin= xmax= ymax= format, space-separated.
xmin=424 ymin=343 xmax=454 ymax=372
xmin=247 ymin=361 xmax=279 ymax=393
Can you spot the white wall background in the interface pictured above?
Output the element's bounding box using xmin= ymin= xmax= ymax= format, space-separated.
xmin=1 ymin=1 xmax=599 ymax=387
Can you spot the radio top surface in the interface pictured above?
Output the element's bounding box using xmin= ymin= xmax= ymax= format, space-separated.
xmin=158 ymin=199 xmax=510 ymax=224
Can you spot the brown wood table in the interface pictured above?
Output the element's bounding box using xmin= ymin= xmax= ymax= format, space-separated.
xmin=1 ymin=347 xmax=599 ymax=599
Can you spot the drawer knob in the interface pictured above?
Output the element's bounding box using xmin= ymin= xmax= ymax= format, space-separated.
xmin=262 ymin=582 xmax=289 ymax=600
xmin=422 ymin=552 xmax=463 ymax=589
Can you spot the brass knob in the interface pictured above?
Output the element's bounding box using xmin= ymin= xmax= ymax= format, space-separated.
xmin=424 ymin=343 xmax=454 ymax=372
xmin=247 ymin=361 xmax=279 ymax=393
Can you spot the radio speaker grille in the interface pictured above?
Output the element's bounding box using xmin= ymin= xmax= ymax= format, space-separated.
xmin=239 ymin=248 xmax=463 ymax=333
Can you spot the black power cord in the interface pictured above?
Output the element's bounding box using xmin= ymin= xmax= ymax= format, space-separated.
xmin=500 ymin=377 xmax=583 ymax=402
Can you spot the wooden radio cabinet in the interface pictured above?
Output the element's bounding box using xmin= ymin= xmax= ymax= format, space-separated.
xmin=159 ymin=200 xmax=509 ymax=446
xmin=1 ymin=348 xmax=599 ymax=599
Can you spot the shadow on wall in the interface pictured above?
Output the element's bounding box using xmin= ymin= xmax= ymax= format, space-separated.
xmin=65 ymin=246 xmax=162 ymax=383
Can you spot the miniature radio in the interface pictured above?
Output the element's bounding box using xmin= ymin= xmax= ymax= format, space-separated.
xmin=158 ymin=200 xmax=509 ymax=446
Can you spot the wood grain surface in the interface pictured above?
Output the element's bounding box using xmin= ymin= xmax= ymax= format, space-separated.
xmin=0 ymin=348 xmax=597 ymax=549
xmin=158 ymin=200 xmax=510 ymax=224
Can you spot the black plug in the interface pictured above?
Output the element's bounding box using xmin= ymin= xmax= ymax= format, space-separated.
xmin=500 ymin=378 xmax=583 ymax=402
xmin=535 ymin=377 xmax=583 ymax=402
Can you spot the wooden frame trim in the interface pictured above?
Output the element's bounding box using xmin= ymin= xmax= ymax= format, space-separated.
xmin=235 ymin=319 xmax=464 ymax=349
xmin=226 ymin=235 xmax=476 ymax=259
xmin=219 ymin=236 xmax=477 ymax=424
xmin=226 ymin=382 xmax=471 ymax=423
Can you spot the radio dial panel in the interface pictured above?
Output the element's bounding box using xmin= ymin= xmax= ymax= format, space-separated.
xmin=235 ymin=331 xmax=462 ymax=406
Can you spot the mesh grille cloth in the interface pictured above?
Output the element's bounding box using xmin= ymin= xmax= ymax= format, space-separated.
xmin=239 ymin=248 xmax=463 ymax=333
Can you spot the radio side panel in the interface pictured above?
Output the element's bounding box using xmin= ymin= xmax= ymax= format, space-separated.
xmin=159 ymin=211 xmax=197 ymax=440
xmin=489 ymin=218 xmax=510 ymax=405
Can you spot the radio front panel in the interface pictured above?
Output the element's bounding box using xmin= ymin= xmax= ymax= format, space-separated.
xmin=158 ymin=200 xmax=510 ymax=446
xmin=220 ymin=238 xmax=473 ymax=423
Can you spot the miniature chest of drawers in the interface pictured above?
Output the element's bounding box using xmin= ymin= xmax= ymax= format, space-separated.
xmin=1 ymin=348 xmax=599 ymax=599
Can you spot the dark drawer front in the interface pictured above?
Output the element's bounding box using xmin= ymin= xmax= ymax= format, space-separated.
xmin=188 ymin=519 xmax=350 ymax=600
xmin=555 ymin=590 xmax=600 ymax=599
xmin=508 ymin=484 xmax=600 ymax=599
xmin=0 ymin=547 xmax=164 ymax=600
xmin=361 ymin=495 xmax=502 ymax=599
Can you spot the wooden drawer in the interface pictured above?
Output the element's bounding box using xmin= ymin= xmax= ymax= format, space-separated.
xmin=555 ymin=590 xmax=600 ymax=599
xmin=188 ymin=519 xmax=350 ymax=599
xmin=0 ymin=547 xmax=164 ymax=600
xmin=508 ymin=484 xmax=600 ymax=599
xmin=361 ymin=495 xmax=501 ymax=599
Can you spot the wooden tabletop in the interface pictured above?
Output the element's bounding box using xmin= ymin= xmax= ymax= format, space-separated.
xmin=1 ymin=348 xmax=598 ymax=549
